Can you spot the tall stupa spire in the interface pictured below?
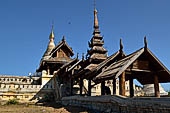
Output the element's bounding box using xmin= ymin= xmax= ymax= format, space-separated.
xmin=87 ymin=0 xmax=107 ymax=62
xmin=42 ymin=24 xmax=56 ymax=60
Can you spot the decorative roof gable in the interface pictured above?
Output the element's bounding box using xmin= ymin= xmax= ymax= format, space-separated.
xmin=94 ymin=47 xmax=170 ymax=84
xmin=50 ymin=36 xmax=74 ymax=57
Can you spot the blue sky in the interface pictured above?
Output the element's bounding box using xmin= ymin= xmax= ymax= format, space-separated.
xmin=0 ymin=0 xmax=170 ymax=90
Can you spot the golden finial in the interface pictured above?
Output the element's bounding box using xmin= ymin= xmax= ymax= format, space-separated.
xmin=49 ymin=24 xmax=55 ymax=40
xmin=144 ymin=36 xmax=147 ymax=49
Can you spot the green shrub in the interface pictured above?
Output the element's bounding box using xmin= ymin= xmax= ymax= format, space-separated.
xmin=6 ymin=99 xmax=19 ymax=105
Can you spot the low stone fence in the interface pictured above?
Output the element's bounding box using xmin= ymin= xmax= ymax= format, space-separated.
xmin=62 ymin=95 xmax=170 ymax=113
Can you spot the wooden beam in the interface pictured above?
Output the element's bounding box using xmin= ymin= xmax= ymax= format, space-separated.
xmin=126 ymin=69 xmax=151 ymax=73
xmin=119 ymin=72 xmax=125 ymax=96
xmin=88 ymin=79 xmax=92 ymax=96
xmin=113 ymin=78 xmax=116 ymax=95
xmin=129 ymin=77 xmax=134 ymax=97
xmin=101 ymin=81 xmax=105 ymax=95
xmin=154 ymin=75 xmax=160 ymax=98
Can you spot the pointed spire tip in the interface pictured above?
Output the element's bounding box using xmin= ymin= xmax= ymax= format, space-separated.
xmin=94 ymin=0 xmax=99 ymax=29
xmin=49 ymin=24 xmax=55 ymax=39
xmin=144 ymin=36 xmax=147 ymax=49
xmin=120 ymin=38 xmax=123 ymax=52
xmin=62 ymin=35 xmax=66 ymax=42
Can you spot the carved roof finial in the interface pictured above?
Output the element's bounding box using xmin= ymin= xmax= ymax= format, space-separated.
xmin=62 ymin=35 xmax=66 ymax=42
xmin=144 ymin=36 xmax=147 ymax=49
xmin=77 ymin=53 xmax=79 ymax=59
xmin=120 ymin=38 xmax=123 ymax=52
xmin=94 ymin=9 xmax=99 ymax=28
xmin=82 ymin=53 xmax=85 ymax=61
xmin=94 ymin=0 xmax=99 ymax=29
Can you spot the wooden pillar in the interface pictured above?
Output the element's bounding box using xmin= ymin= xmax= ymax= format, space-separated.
xmin=88 ymin=79 xmax=91 ymax=96
xmin=113 ymin=78 xmax=116 ymax=95
xmin=154 ymin=75 xmax=160 ymax=98
xmin=129 ymin=77 xmax=134 ymax=97
xmin=79 ymin=78 xmax=83 ymax=96
xmin=119 ymin=72 xmax=125 ymax=96
xmin=101 ymin=81 xmax=105 ymax=95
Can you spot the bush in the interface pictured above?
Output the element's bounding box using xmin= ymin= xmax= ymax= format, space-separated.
xmin=6 ymin=99 xmax=19 ymax=105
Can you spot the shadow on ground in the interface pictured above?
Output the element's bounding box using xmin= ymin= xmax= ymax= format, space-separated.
xmin=37 ymin=101 xmax=97 ymax=113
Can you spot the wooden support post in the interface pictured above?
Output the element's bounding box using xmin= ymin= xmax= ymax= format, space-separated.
xmin=154 ymin=75 xmax=160 ymax=98
xmin=88 ymin=79 xmax=91 ymax=96
xmin=129 ymin=77 xmax=134 ymax=97
xmin=101 ymin=81 xmax=105 ymax=95
xmin=119 ymin=72 xmax=125 ymax=96
xmin=80 ymin=78 xmax=83 ymax=96
xmin=113 ymin=78 xmax=116 ymax=95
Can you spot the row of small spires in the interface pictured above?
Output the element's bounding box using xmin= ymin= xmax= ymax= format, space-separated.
xmin=76 ymin=36 xmax=148 ymax=60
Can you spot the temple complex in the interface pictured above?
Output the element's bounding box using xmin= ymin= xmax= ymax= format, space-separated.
xmin=0 ymin=2 xmax=170 ymax=109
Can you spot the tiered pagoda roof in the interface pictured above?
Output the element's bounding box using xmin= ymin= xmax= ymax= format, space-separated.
xmin=87 ymin=8 xmax=107 ymax=62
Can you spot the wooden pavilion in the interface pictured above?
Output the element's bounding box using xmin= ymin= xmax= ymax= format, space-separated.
xmin=36 ymin=4 xmax=170 ymax=99
xmin=70 ymin=7 xmax=170 ymax=98
xmin=93 ymin=38 xmax=170 ymax=97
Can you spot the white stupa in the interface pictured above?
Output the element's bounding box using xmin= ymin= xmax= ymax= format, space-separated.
xmin=143 ymin=84 xmax=168 ymax=96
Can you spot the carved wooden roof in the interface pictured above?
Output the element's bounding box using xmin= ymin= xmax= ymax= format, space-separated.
xmin=72 ymin=50 xmax=123 ymax=80
xmin=50 ymin=38 xmax=74 ymax=57
xmin=37 ymin=37 xmax=74 ymax=72
xmin=94 ymin=48 xmax=170 ymax=84
xmin=94 ymin=51 xmax=122 ymax=72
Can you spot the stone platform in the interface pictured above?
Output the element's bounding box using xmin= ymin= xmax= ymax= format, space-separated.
xmin=62 ymin=95 xmax=170 ymax=113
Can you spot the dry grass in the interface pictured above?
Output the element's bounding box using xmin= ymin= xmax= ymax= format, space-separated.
xmin=0 ymin=104 xmax=94 ymax=113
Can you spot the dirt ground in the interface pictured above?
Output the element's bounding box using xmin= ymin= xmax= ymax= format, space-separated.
xmin=0 ymin=104 xmax=95 ymax=113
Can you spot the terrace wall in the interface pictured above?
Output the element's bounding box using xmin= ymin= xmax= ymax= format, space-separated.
xmin=62 ymin=95 xmax=170 ymax=113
